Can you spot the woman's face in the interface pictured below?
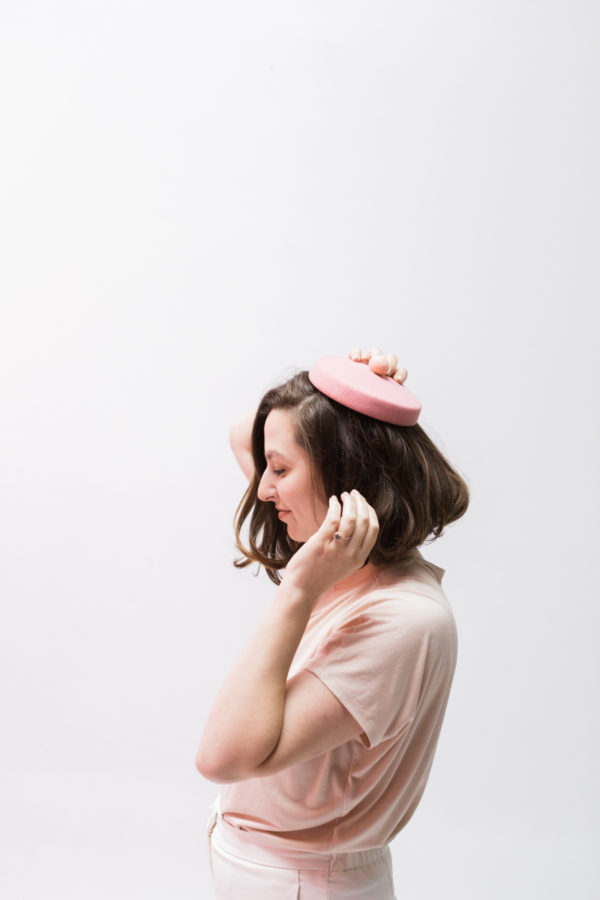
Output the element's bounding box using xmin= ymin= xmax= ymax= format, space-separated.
xmin=257 ymin=408 xmax=329 ymax=543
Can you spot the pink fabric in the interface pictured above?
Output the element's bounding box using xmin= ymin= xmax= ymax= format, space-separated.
xmin=220 ymin=550 xmax=457 ymax=854
xmin=308 ymin=356 xmax=422 ymax=425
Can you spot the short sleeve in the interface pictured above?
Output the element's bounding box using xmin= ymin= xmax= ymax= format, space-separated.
xmin=303 ymin=596 xmax=456 ymax=748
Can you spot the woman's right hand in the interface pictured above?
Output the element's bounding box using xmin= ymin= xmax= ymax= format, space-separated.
xmin=349 ymin=347 xmax=408 ymax=384
xmin=283 ymin=490 xmax=379 ymax=602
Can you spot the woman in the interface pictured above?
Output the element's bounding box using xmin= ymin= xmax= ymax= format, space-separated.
xmin=196 ymin=349 xmax=469 ymax=899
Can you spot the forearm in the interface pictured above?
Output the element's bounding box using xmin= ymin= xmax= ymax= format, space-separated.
xmin=229 ymin=410 xmax=255 ymax=480
xmin=195 ymin=579 xmax=315 ymax=782
xmin=229 ymin=409 xmax=254 ymax=451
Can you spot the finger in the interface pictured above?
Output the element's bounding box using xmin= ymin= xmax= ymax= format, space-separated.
xmin=369 ymin=354 xmax=389 ymax=375
xmin=364 ymin=503 xmax=380 ymax=552
xmin=319 ymin=495 xmax=342 ymax=542
xmin=385 ymin=353 xmax=398 ymax=376
xmin=336 ymin=490 xmax=357 ymax=542
xmin=348 ymin=490 xmax=371 ymax=545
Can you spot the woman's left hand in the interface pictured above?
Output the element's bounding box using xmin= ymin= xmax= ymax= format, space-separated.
xmin=196 ymin=489 xmax=377 ymax=782
xmin=283 ymin=490 xmax=379 ymax=601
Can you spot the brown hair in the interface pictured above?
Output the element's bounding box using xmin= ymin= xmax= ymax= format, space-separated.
xmin=234 ymin=371 xmax=469 ymax=585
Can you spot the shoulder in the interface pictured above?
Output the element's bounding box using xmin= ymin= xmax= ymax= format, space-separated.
xmin=303 ymin=556 xmax=458 ymax=748
xmin=304 ymin=552 xmax=457 ymax=663
xmin=355 ymin=557 xmax=458 ymax=659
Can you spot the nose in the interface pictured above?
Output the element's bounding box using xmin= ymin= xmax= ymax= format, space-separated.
xmin=257 ymin=468 xmax=277 ymax=503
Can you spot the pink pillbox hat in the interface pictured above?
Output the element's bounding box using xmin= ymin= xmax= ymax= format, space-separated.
xmin=308 ymin=356 xmax=422 ymax=426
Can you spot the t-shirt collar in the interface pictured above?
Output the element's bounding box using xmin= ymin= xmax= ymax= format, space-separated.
xmin=329 ymin=561 xmax=380 ymax=594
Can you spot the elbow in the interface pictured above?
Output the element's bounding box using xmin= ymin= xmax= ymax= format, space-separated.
xmin=195 ymin=746 xmax=251 ymax=784
xmin=195 ymin=717 xmax=276 ymax=782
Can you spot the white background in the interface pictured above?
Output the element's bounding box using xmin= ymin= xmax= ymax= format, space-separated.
xmin=1 ymin=2 xmax=598 ymax=897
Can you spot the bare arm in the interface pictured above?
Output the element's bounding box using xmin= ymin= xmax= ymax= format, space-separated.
xmin=196 ymin=576 xmax=316 ymax=782
xmin=229 ymin=410 xmax=255 ymax=481
xmin=195 ymin=491 xmax=379 ymax=783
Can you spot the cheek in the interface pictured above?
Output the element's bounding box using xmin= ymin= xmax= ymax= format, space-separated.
xmin=303 ymin=495 xmax=327 ymax=527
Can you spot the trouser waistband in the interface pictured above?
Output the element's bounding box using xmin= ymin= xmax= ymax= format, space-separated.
xmin=209 ymin=802 xmax=389 ymax=873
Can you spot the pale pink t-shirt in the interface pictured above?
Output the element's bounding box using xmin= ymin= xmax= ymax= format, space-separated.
xmin=220 ymin=549 xmax=457 ymax=853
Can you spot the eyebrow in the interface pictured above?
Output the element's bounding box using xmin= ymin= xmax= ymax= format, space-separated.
xmin=265 ymin=450 xmax=290 ymax=461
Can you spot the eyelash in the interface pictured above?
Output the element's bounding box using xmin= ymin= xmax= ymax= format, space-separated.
xmin=272 ymin=468 xmax=285 ymax=476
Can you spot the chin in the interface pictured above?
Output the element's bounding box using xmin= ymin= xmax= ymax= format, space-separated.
xmin=286 ymin=523 xmax=305 ymax=543
xmin=289 ymin=525 xmax=315 ymax=544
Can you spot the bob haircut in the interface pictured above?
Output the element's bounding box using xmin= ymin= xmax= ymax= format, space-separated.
xmin=234 ymin=371 xmax=469 ymax=585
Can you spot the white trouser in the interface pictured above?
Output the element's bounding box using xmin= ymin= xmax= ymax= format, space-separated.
xmin=207 ymin=798 xmax=397 ymax=900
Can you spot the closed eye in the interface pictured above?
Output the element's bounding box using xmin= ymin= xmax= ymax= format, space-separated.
xmin=273 ymin=469 xmax=285 ymax=476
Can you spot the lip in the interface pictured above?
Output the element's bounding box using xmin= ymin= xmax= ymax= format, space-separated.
xmin=276 ymin=508 xmax=290 ymax=519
